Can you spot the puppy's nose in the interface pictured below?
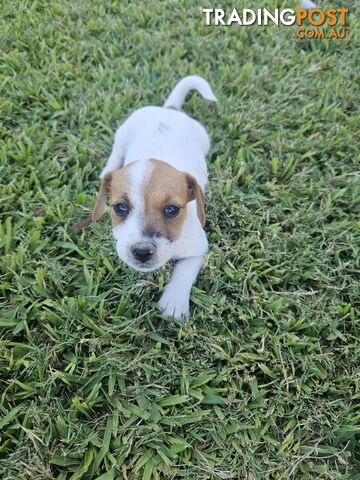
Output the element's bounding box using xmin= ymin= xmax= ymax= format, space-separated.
xmin=131 ymin=242 xmax=155 ymax=263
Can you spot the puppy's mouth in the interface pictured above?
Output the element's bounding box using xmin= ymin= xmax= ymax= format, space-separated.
xmin=114 ymin=238 xmax=172 ymax=272
xmin=126 ymin=260 xmax=161 ymax=272
xmin=124 ymin=255 xmax=164 ymax=272
xmin=132 ymin=263 xmax=159 ymax=272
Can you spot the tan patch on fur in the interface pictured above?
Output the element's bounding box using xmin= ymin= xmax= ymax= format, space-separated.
xmin=92 ymin=166 xmax=132 ymax=227
xmin=143 ymin=159 xmax=205 ymax=241
xmin=93 ymin=159 xmax=205 ymax=235
xmin=92 ymin=172 xmax=112 ymax=222
xmin=185 ymin=172 xmax=205 ymax=227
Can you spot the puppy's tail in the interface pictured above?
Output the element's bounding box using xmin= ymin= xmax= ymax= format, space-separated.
xmin=300 ymin=0 xmax=318 ymax=8
xmin=164 ymin=75 xmax=217 ymax=110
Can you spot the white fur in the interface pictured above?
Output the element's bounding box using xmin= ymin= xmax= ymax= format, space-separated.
xmin=100 ymin=75 xmax=216 ymax=321
xmin=164 ymin=75 xmax=217 ymax=110
xmin=300 ymin=0 xmax=318 ymax=9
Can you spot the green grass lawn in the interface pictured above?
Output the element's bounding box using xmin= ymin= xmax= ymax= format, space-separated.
xmin=1 ymin=0 xmax=359 ymax=478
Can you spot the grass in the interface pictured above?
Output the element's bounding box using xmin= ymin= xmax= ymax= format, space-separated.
xmin=0 ymin=0 xmax=359 ymax=478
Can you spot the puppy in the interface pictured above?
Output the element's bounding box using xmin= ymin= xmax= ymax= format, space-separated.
xmin=92 ymin=75 xmax=216 ymax=321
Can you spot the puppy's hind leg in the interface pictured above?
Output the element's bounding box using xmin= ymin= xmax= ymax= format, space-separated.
xmin=100 ymin=124 xmax=128 ymax=179
xmin=158 ymin=256 xmax=203 ymax=322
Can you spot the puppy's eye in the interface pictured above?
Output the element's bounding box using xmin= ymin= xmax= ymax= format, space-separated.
xmin=163 ymin=205 xmax=180 ymax=218
xmin=113 ymin=202 xmax=129 ymax=217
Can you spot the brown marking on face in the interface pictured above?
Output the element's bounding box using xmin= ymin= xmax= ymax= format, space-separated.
xmin=92 ymin=166 xmax=132 ymax=227
xmin=185 ymin=172 xmax=205 ymax=227
xmin=143 ymin=159 xmax=205 ymax=241
xmin=92 ymin=172 xmax=112 ymax=222
xmin=93 ymin=160 xmax=206 ymax=237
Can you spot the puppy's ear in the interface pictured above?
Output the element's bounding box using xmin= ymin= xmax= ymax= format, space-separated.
xmin=185 ymin=173 xmax=205 ymax=227
xmin=92 ymin=172 xmax=112 ymax=222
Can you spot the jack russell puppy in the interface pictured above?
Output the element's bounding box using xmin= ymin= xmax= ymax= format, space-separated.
xmin=92 ymin=75 xmax=217 ymax=321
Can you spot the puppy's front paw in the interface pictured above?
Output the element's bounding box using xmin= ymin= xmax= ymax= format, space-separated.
xmin=158 ymin=289 xmax=190 ymax=323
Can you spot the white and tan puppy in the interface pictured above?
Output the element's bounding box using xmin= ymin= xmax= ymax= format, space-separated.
xmin=92 ymin=76 xmax=216 ymax=321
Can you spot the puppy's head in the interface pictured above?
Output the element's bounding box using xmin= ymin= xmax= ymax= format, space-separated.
xmin=92 ymin=159 xmax=205 ymax=271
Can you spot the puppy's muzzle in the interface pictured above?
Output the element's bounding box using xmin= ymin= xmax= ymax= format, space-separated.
xmin=131 ymin=242 xmax=156 ymax=263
